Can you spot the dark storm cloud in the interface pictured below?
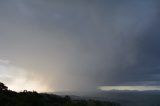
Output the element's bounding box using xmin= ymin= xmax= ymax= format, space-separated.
xmin=101 ymin=1 xmax=160 ymax=86
xmin=0 ymin=0 xmax=160 ymax=91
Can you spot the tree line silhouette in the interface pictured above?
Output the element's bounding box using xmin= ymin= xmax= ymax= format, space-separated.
xmin=0 ymin=82 xmax=121 ymax=106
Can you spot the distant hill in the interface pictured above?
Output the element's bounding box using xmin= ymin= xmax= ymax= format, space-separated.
xmin=54 ymin=90 xmax=160 ymax=106
xmin=69 ymin=90 xmax=160 ymax=106
xmin=0 ymin=82 xmax=121 ymax=106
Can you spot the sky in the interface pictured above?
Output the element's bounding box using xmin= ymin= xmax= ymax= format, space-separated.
xmin=0 ymin=0 xmax=160 ymax=92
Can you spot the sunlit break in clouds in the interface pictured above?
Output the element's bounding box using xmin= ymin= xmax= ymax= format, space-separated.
xmin=0 ymin=59 xmax=51 ymax=92
xmin=0 ymin=0 xmax=160 ymax=92
xmin=99 ymin=86 xmax=160 ymax=91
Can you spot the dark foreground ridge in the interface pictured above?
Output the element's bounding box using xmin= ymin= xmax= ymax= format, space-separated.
xmin=0 ymin=82 xmax=121 ymax=106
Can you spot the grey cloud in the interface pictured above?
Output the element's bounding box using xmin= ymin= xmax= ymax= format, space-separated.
xmin=0 ymin=0 xmax=160 ymax=91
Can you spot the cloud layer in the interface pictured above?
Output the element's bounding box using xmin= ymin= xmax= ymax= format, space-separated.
xmin=0 ymin=0 xmax=160 ymax=91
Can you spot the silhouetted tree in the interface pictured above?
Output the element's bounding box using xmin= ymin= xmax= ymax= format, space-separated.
xmin=0 ymin=82 xmax=121 ymax=106
xmin=0 ymin=82 xmax=8 ymax=91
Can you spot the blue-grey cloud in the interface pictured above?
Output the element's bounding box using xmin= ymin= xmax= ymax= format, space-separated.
xmin=0 ymin=0 xmax=160 ymax=91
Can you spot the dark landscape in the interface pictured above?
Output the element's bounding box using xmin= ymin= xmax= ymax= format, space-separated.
xmin=55 ymin=90 xmax=160 ymax=106
xmin=0 ymin=82 xmax=121 ymax=106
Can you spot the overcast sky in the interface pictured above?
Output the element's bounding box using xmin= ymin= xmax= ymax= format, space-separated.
xmin=0 ymin=0 xmax=160 ymax=92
